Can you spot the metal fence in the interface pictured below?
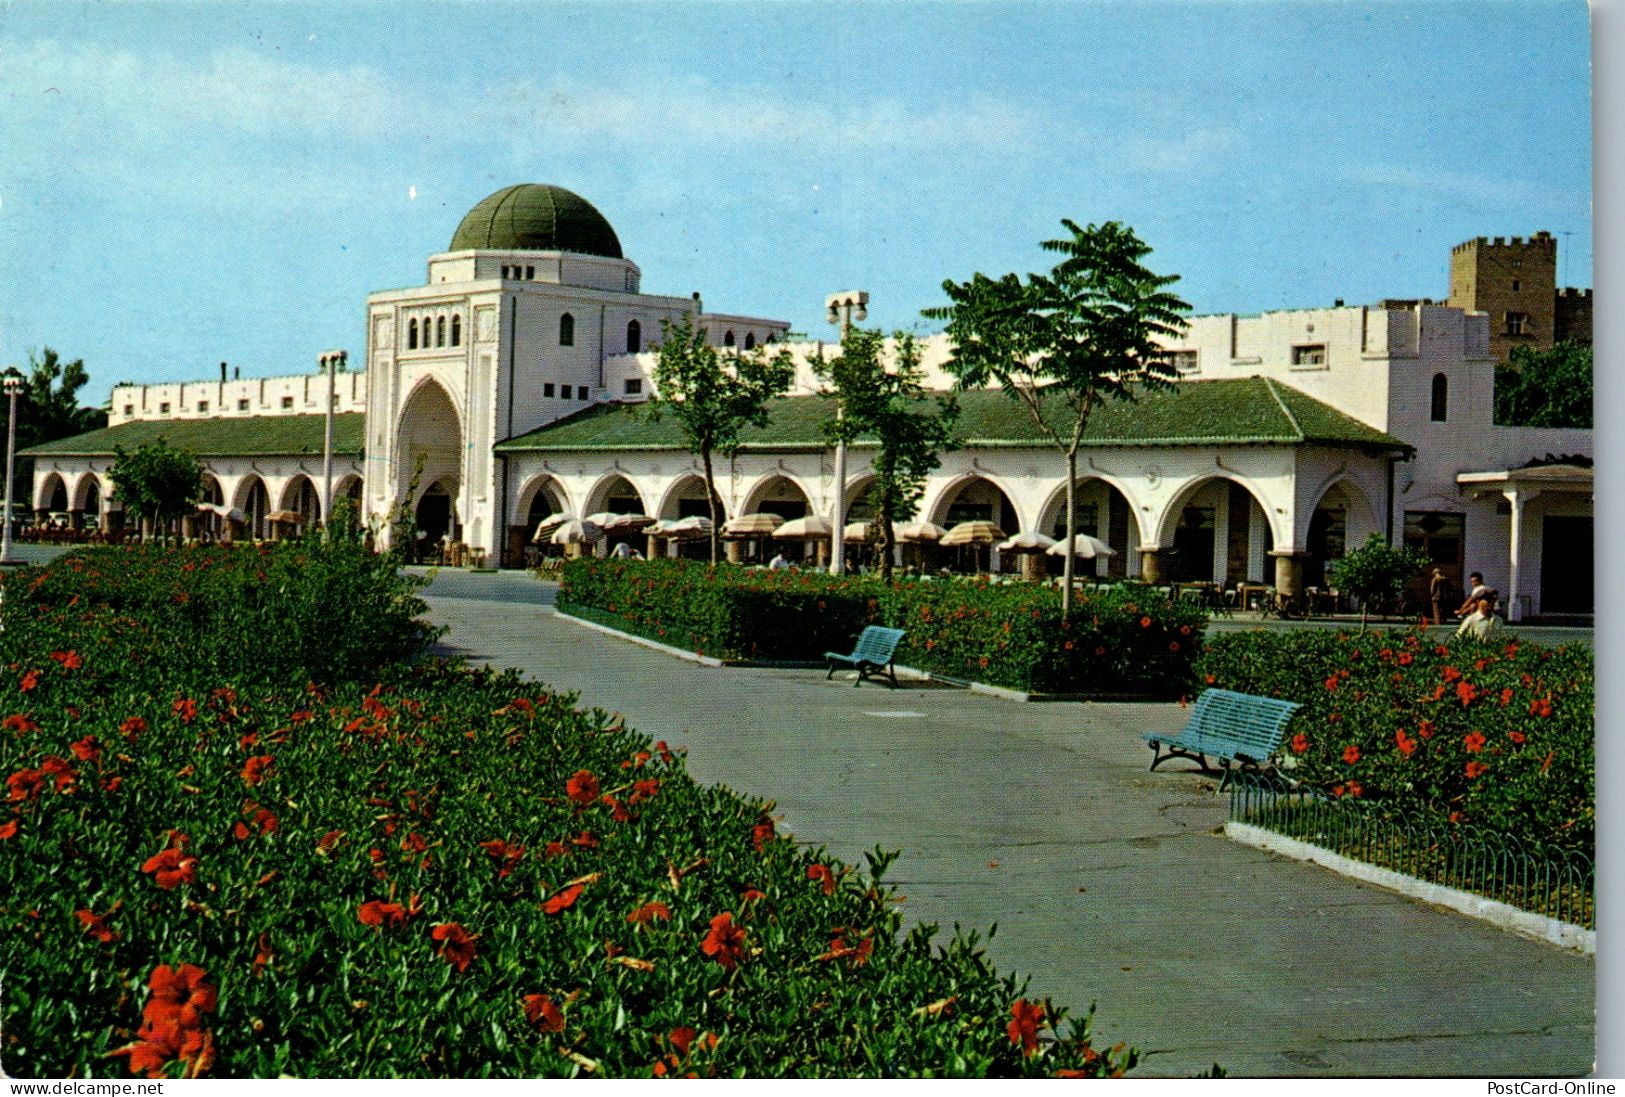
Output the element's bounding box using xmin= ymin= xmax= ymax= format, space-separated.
xmin=1227 ymin=772 xmax=1594 ymax=930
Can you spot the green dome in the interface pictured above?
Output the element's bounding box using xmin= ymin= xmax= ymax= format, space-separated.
xmin=449 ymin=184 xmax=623 ymax=258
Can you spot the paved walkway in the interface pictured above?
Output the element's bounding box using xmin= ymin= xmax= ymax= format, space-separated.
xmin=437 ymin=571 xmax=1592 ymax=1074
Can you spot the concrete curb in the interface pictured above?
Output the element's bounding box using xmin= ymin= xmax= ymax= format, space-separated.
xmin=557 ymin=609 xmax=725 ymax=667
xmin=1225 ymin=821 xmax=1595 ymax=955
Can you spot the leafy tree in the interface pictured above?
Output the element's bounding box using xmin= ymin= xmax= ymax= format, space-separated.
xmin=109 ymin=440 xmax=203 ymax=541
xmin=5 ymin=348 xmax=108 ymax=505
xmin=817 ymin=329 xmax=959 ymax=580
xmin=1494 ymin=340 xmax=1592 ymax=428
xmin=924 ymin=220 xmax=1190 ymax=615
xmin=644 ymin=315 xmax=794 ymax=564
xmin=1328 ymin=533 xmax=1429 ymax=629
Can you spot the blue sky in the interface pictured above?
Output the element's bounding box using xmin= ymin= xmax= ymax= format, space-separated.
xmin=0 ymin=0 xmax=1593 ymax=403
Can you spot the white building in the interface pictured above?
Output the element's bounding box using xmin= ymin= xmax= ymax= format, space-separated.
xmin=23 ymin=184 xmax=1592 ymax=618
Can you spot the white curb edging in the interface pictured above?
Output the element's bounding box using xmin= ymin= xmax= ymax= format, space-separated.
xmin=1225 ymin=821 xmax=1594 ymax=954
xmin=556 ymin=609 xmax=725 ymax=667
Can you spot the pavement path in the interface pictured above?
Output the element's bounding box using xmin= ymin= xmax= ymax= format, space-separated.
xmin=415 ymin=567 xmax=1594 ymax=1078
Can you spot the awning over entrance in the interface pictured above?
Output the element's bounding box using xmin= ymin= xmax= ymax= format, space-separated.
xmin=1457 ymin=463 xmax=1593 ymax=620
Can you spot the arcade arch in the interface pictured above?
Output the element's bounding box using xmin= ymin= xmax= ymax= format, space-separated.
xmin=234 ymin=476 xmax=272 ymax=540
xmin=1035 ymin=477 xmax=1139 ymax=579
xmin=1153 ymin=475 xmax=1277 ymax=586
xmin=396 ymin=379 xmax=463 ymax=519
xmin=928 ymin=474 xmax=1021 ymax=572
xmin=741 ymin=473 xmax=810 ymax=520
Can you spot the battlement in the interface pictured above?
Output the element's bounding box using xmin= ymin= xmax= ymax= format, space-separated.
xmin=1453 ymin=231 xmax=1556 ymax=254
xmin=1558 ymin=287 xmax=1592 ymax=300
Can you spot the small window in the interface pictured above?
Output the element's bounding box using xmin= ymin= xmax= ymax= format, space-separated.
xmin=624 ymin=378 xmax=643 ymax=396
xmin=238 ymin=399 xmax=250 ymax=412
xmin=560 ymin=313 xmax=575 ymax=346
xmin=408 ymin=318 xmax=418 ymax=350
xmin=744 ymin=332 xmax=756 ymax=350
xmin=123 ymin=404 xmax=134 ymax=416
xmin=197 ymin=401 xmax=209 ymax=414
xmin=436 ymin=316 xmax=446 ymax=347
xmin=1291 ymin=344 xmax=1326 ymax=368
xmin=159 ymin=402 xmax=171 ymax=414
xmin=1506 ymin=312 xmax=1528 ymax=336
xmin=451 ymin=315 xmax=462 ymax=347
xmin=525 ymin=266 xmax=535 ymax=280
xmin=723 ymin=330 xmax=736 ymax=347
xmin=1430 ymin=373 xmax=1448 ymax=422
xmin=281 ymin=396 xmax=295 ymax=410
xmin=544 ymin=383 xmax=555 ymax=398
xmin=577 ymin=385 xmax=589 ymax=401
xmin=1161 ymin=349 xmax=1199 ymax=374
xmin=1511 ymin=279 xmax=1521 ymax=293
xmin=627 ymin=319 xmax=642 ymax=354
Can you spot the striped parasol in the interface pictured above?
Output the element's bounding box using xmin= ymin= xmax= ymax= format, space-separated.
xmin=940 ymin=520 xmax=1007 ymax=547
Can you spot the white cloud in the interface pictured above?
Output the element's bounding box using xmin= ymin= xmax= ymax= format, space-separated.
xmin=1124 ymin=125 xmax=1239 ymax=173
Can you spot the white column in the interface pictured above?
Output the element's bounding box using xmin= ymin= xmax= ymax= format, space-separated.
xmin=1503 ymin=487 xmax=1536 ymax=622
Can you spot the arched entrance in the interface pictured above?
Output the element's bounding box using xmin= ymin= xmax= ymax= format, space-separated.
xmin=416 ymin=479 xmax=455 ymax=558
xmin=1037 ymin=478 xmax=1137 ymax=580
xmin=1156 ymin=477 xmax=1276 ymax=587
xmin=743 ymin=474 xmax=812 ymax=563
xmin=282 ymin=476 xmax=321 ymax=534
xmin=72 ymin=474 xmax=103 ymax=531
xmin=236 ymin=477 xmax=271 ymax=540
xmin=930 ymin=475 xmax=1020 ymax=573
xmin=37 ymin=473 xmax=68 ymax=524
xmin=656 ymin=475 xmax=718 ymax=560
xmin=396 ymin=379 xmax=463 ymax=547
xmin=584 ymin=474 xmax=650 ymax=557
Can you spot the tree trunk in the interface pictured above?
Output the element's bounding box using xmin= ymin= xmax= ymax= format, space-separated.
xmin=1062 ymin=448 xmax=1078 ymax=619
xmin=878 ymin=493 xmax=896 ymax=582
xmin=701 ymin=448 xmax=721 ymax=566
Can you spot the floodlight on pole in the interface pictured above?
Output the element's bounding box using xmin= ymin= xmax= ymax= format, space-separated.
xmin=1 ymin=373 xmax=24 ymax=566
xmin=320 ymin=349 xmax=345 ymax=541
xmin=824 ymin=291 xmax=868 ymax=576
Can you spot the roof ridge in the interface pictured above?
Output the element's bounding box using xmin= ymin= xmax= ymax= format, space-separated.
xmin=1260 ymin=376 xmax=1305 ymax=441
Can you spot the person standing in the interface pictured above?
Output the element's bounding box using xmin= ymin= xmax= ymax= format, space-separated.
xmin=1429 ymin=567 xmax=1448 ymax=625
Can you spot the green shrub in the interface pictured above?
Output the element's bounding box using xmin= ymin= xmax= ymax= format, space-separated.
xmin=1195 ymin=627 xmax=1593 ymax=854
xmin=0 ymin=548 xmax=1138 ymax=1078
xmin=559 ymin=559 xmax=1204 ymax=697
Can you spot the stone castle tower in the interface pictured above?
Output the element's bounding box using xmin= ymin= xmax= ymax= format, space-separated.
xmin=1447 ymin=231 xmax=1591 ymax=364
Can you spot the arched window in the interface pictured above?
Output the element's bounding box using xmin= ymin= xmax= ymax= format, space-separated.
xmin=451 ymin=315 xmax=462 ymax=346
xmin=1430 ymin=373 xmax=1448 ymax=422
xmin=560 ymin=313 xmax=575 ymax=347
xmin=436 ymin=316 xmax=446 ymax=347
xmin=627 ymin=319 xmax=641 ymax=354
xmin=408 ymin=318 xmax=418 ymax=350
xmin=723 ymin=330 xmax=736 ymax=347
xmin=744 ymin=332 xmax=756 ymax=350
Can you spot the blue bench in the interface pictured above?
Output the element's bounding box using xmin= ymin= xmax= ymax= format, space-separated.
xmin=825 ymin=626 xmax=907 ymax=688
xmin=1142 ymin=688 xmax=1302 ymax=790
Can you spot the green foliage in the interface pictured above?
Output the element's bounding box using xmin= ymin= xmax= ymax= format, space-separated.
xmin=1328 ymin=534 xmax=1429 ymax=628
xmin=924 ymin=221 xmax=1190 ymax=612
xmin=1494 ymin=340 xmax=1592 ymax=428
xmin=1195 ymin=628 xmax=1593 ymax=854
xmin=0 ymin=548 xmax=1136 ymax=1079
xmin=6 ymin=348 xmax=108 ymax=505
xmin=817 ymin=329 xmax=959 ymax=579
xmin=558 ymin=558 xmax=1205 ymax=697
xmin=643 ymin=316 xmax=795 ymax=563
xmin=108 ymin=440 xmax=205 ymax=538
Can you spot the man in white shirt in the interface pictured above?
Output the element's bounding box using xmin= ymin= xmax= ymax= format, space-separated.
xmin=1455 ymin=597 xmax=1504 ymax=642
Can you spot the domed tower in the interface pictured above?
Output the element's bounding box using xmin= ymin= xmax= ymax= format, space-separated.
xmin=363 ymin=183 xmax=789 ymax=564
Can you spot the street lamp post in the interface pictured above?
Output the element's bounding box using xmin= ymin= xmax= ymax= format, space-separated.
xmin=1 ymin=373 xmax=23 ymax=566
xmin=320 ymin=349 xmax=346 ymax=542
xmin=824 ymin=291 xmax=868 ymax=576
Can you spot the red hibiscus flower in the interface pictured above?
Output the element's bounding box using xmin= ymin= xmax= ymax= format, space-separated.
xmin=240 ymin=754 xmax=273 ymax=785
xmin=1464 ymin=731 xmax=1486 ymax=754
xmin=631 ymin=778 xmax=660 ymax=803
xmin=0 ymin=820 xmax=17 ymax=840
xmin=1529 ymin=697 xmax=1553 ymax=718
xmin=1508 ymin=730 xmax=1527 ymax=745
xmin=142 ymin=847 xmax=198 ymax=890
xmin=1008 ymin=998 xmax=1045 ymax=1057
xmin=543 ymin=884 xmax=583 ymax=915
xmin=69 ymin=736 xmax=100 ymax=763
xmin=1290 ymin=733 xmax=1309 ymax=754
xmin=523 ymin=993 xmax=565 ymax=1033
xmin=1417 ymin=720 xmax=1435 ymax=739
xmin=7 ymin=767 xmax=43 ymax=802
xmin=807 ymin=863 xmax=836 ymax=896
xmin=76 ymin=906 xmax=120 ymax=943
xmin=700 ymin=911 xmax=746 ymax=970
xmin=432 ymin=922 xmax=477 ymax=972
xmin=19 ymin=670 xmax=39 ymax=692
xmin=566 ymin=769 xmax=600 ymax=806
xmin=1466 ymin=761 xmax=1489 ymax=779
xmin=173 ymin=698 xmax=197 ymax=723
xmin=120 ymin=716 xmax=147 ymax=738
xmin=146 ymin=963 xmax=218 ymax=1032
xmin=1442 ymin=665 xmax=1461 ymax=682
xmin=48 ymin=650 xmax=82 ymax=670
xmin=358 ymin=900 xmax=409 ymax=928
xmin=752 ymin=814 xmax=775 ymax=852
xmin=2 ymin=713 xmax=37 ymax=733
xmin=627 ymin=900 xmax=671 ymax=925
xmin=1341 ymin=744 xmax=1361 ymax=765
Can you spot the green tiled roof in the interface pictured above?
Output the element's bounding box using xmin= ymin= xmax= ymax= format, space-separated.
xmin=496 ymin=378 xmax=1410 ymax=454
xmin=449 ymin=184 xmax=623 ymax=258
xmin=20 ymin=413 xmax=365 ymax=458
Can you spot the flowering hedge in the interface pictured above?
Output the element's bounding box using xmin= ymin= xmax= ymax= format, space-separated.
xmin=1 ymin=547 xmax=1135 ymax=1078
xmin=559 ymin=559 xmax=1205 ymax=696
xmin=1195 ymin=627 xmax=1594 ymax=854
